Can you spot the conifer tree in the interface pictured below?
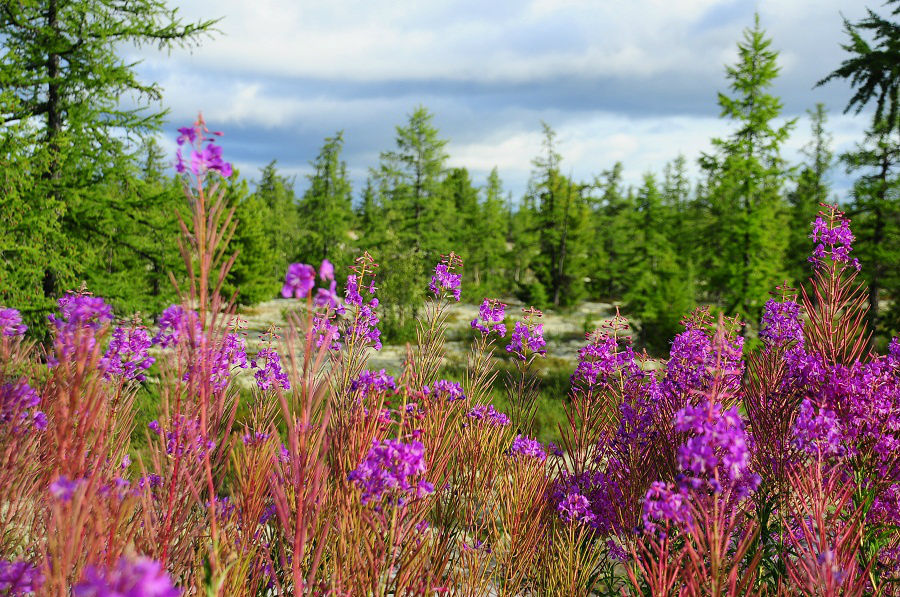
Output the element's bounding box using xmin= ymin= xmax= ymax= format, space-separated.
xmin=787 ymin=104 xmax=833 ymax=283
xmin=622 ymin=174 xmax=695 ymax=351
xmin=0 ymin=0 xmax=216 ymax=317
xmin=224 ymin=177 xmax=279 ymax=306
xmin=474 ymin=168 xmax=511 ymax=295
xmin=587 ymin=163 xmax=626 ymax=299
xmin=699 ymin=16 xmax=794 ymax=327
xmin=297 ymin=132 xmax=354 ymax=270
xmin=255 ymin=161 xmax=300 ymax=282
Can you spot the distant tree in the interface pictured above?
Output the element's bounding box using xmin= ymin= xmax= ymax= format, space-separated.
xmin=255 ymin=161 xmax=300 ymax=281
xmin=787 ymin=104 xmax=833 ymax=283
xmin=474 ymin=168 xmax=512 ymax=296
xmin=699 ymin=16 xmax=794 ymax=328
xmin=224 ymin=177 xmax=279 ymax=306
xmin=819 ymin=1 xmax=900 ymax=336
xmin=622 ymin=174 xmax=695 ymax=352
xmin=297 ymin=132 xmax=354 ymax=271
xmin=0 ymin=0 xmax=216 ymax=319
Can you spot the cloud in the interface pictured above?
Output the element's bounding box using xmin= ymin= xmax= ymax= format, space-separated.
xmin=134 ymin=0 xmax=875 ymax=199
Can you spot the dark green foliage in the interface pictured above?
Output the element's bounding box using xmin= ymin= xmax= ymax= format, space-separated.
xmin=699 ymin=16 xmax=793 ymax=327
xmin=297 ymin=132 xmax=354 ymax=271
xmin=224 ymin=175 xmax=279 ymax=306
xmin=787 ymin=105 xmax=833 ymax=284
xmin=0 ymin=0 xmax=216 ymax=325
xmin=255 ymin=161 xmax=301 ymax=282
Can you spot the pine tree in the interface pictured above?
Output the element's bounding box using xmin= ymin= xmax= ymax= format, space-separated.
xmin=297 ymin=132 xmax=354 ymax=271
xmin=474 ymin=168 xmax=511 ymax=296
xmin=586 ymin=163 xmax=626 ymax=300
xmin=255 ymin=161 xmax=300 ymax=282
xmin=819 ymin=0 xmax=900 ymax=336
xmin=699 ymin=16 xmax=794 ymax=327
xmin=0 ymin=0 xmax=216 ymax=319
xmin=224 ymin=177 xmax=279 ymax=306
xmin=787 ymin=104 xmax=833 ymax=283
xmin=622 ymin=174 xmax=695 ymax=351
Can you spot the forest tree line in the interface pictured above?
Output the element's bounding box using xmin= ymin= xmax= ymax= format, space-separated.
xmin=1 ymin=5 xmax=898 ymax=352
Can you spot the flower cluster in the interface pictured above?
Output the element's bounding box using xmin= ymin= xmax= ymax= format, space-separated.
xmin=642 ymin=481 xmax=691 ymax=537
xmin=204 ymin=333 xmax=249 ymax=392
xmin=429 ymin=254 xmax=463 ymax=301
xmin=175 ymin=120 xmax=232 ymax=179
xmin=1 ymin=379 xmax=46 ymax=433
xmin=344 ymin=256 xmax=381 ymax=350
xmin=759 ymin=298 xmax=805 ymax=349
xmin=464 ymin=404 xmax=510 ymax=427
xmin=792 ymin=398 xmax=845 ymax=459
xmin=423 ymin=379 xmax=465 ymax=402
xmin=0 ymin=560 xmax=43 ymax=595
xmin=251 ymin=347 xmax=290 ymax=391
xmin=348 ymin=438 xmax=434 ymax=505
xmin=470 ymin=298 xmax=506 ymax=336
xmin=571 ymin=334 xmax=636 ymax=391
xmin=73 ymin=556 xmax=180 ymax=597
xmin=152 ymin=305 xmax=201 ymax=348
xmin=505 ymin=308 xmax=547 ymax=360
xmin=49 ymin=476 xmax=82 ymax=502
xmin=149 ymin=416 xmax=216 ymax=461
xmin=282 ymin=263 xmax=316 ymax=299
xmin=311 ymin=312 xmax=342 ymax=351
xmin=0 ymin=307 xmax=26 ymax=337
xmin=557 ymin=492 xmax=596 ymax=525
xmin=664 ymin=317 xmax=744 ymax=399
xmin=101 ymin=326 xmax=155 ymax=382
xmin=509 ymin=434 xmax=547 ymax=461
xmin=809 ymin=206 xmax=860 ymax=271
xmin=350 ymin=369 xmax=396 ymax=399
xmin=673 ymin=400 xmax=758 ymax=496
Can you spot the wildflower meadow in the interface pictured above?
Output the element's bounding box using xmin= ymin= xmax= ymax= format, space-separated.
xmin=0 ymin=117 xmax=899 ymax=596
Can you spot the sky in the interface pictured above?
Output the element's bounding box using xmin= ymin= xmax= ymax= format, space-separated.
xmin=133 ymin=0 xmax=875 ymax=201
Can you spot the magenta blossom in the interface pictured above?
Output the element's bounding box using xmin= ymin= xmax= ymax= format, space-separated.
xmin=73 ymin=557 xmax=180 ymax=597
xmin=282 ymin=263 xmax=316 ymax=299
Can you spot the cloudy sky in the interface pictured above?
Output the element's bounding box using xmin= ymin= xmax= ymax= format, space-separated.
xmin=134 ymin=0 xmax=874 ymax=200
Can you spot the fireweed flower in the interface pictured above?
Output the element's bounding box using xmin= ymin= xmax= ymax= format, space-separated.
xmin=47 ymin=293 xmax=114 ymax=366
xmin=429 ymin=253 xmax=463 ymax=301
xmin=557 ymin=492 xmax=596 ymax=524
xmin=184 ymin=332 xmax=249 ymax=393
xmin=508 ymin=434 xmax=547 ymax=461
xmin=470 ymin=298 xmax=507 ymax=336
xmin=349 ymin=369 xmax=397 ymax=399
xmin=49 ymin=476 xmax=81 ymax=502
xmin=311 ymin=312 xmax=341 ymax=351
xmin=642 ymin=481 xmax=691 ymax=536
xmin=792 ymin=398 xmax=846 ymax=459
xmin=348 ymin=438 xmax=433 ymax=505
xmin=571 ymin=334 xmax=637 ymax=391
xmin=315 ymin=280 xmax=342 ymax=311
xmin=673 ymin=400 xmax=759 ymax=496
xmin=175 ymin=120 xmax=231 ymax=180
xmin=1 ymin=379 xmax=46 ymax=433
xmin=423 ymin=379 xmax=465 ymax=402
xmin=759 ymin=299 xmax=805 ymax=349
xmin=251 ymin=347 xmax=290 ymax=391
xmin=344 ymin=263 xmax=382 ymax=350
xmin=0 ymin=307 xmax=27 ymax=336
xmin=0 ymin=559 xmax=44 ymax=594
xmin=506 ymin=308 xmax=547 ymax=360
xmin=664 ymin=320 xmax=744 ymax=399
xmin=464 ymin=404 xmax=510 ymax=427
xmin=809 ymin=207 xmax=861 ymax=271
xmin=73 ymin=557 xmax=180 ymax=597
xmin=282 ymin=263 xmax=316 ymax=299
xmin=319 ymin=258 xmax=335 ymax=281
xmin=101 ymin=326 xmax=155 ymax=382
xmin=152 ymin=305 xmax=201 ymax=348
xmin=150 ymin=416 xmax=215 ymax=461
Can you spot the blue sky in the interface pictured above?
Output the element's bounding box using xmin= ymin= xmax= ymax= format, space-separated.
xmin=133 ymin=0 xmax=874 ymax=201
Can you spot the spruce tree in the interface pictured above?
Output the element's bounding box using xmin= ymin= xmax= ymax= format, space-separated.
xmin=699 ymin=16 xmax=794 ymax=327
xmin=474 ymin=168 xmax=512 ymax=296
xmin=787 ymin=104 xmax=833 ymax=283
xmin=0 ymin=0 xmax=216 ymax=319
xmin=255 ymin=161 xmax=300 ymax=282
xmin=224 ymin=177 xmax=279 ymax=306
xmin=297 ymin=132 xmax=354 ymax=271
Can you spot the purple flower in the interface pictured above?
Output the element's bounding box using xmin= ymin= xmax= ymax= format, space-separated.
xmin=506 ymin=321 xmax=547 ymax=360
xmin=808 ymin=208 xmax=861 ymax=271
xmin=174 ymin=122 xmax=231 ymax=179
xmin=175 ymin=126 xmax=196 ymax=146
xmin=558 ymin=492 xmax=596 ymax=524
xmin=0 ymin=559 xmax=44 ymax=595
xmin=423 ymin=379 xmax=465 ymax=402
xmin=344 ymin=274 xmax=381 ymax=350
xmin=315 ymin=280 xmax=342 ymax=311
xmin=251 ymin=348 xmax=290 ymax=391
xmin=1 ymin=379 xmax=45 ymax=434
xmin=348 ymin=438 xmax=432 ymax=504
xmin=759 ymin=299 xmax=804 ymax=349
xmin=242 ymin=430 xmax=270 ymax=447
xmin=156 ymin=416 xmax=216 ymax=461
xmin=465 ymin=404 xmax=510 ymax=427
xmin=49 ymin=294 xmax=113 ymax=331
xmin=282 ymin=263 xmax=316 ymax=299
xmin=0 ymin=308 xmax=27 ymax=337
xmin=642 ymin=481 xmax=691 ymax=536
xmin=350 ymin=369 xmax=396 ymax=399
xmin=101 ymin=327 xmax=155 ymax=382
xmin=429 ymin=261 xmax=462 ymax=301
xmin=792 ymin=398 xmax=846 ymax=459
xmin=311 ymin=312 xmax=341 ymax=351
xmin=73 ymin=557 xmax=180 ymax=597
xmin=471 ymin=299 xmax=507 ymax=336
xmin=319 ymin=259 xmax=334 ymax=281
xmin=152 ymin=305 xmax=201 ymax=348
xmin=509 ymin=434 xmax=547 ymax=461
xmin=49 ymin=476 xmax=81 ymax=502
